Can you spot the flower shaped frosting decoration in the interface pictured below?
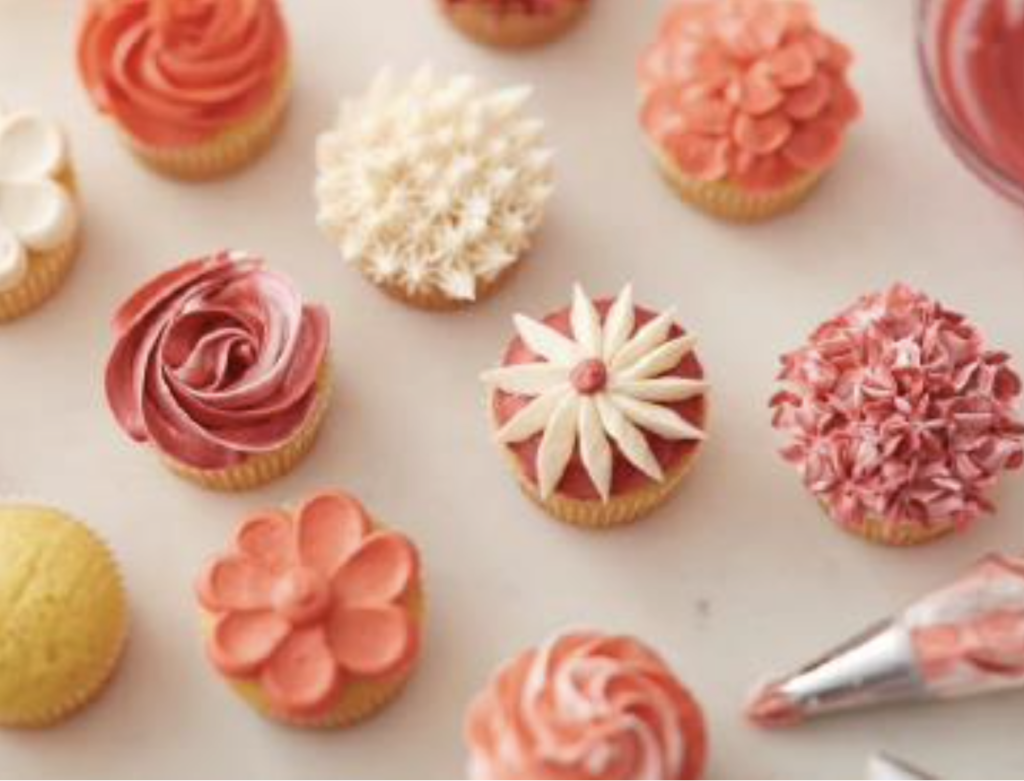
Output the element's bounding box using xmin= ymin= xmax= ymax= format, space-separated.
xmin=638 ymin=0 xmax=861 ymax=192
xmin=197 ymin=491 xmax=421 ymax=719
xmin=483 ymin=285 xmax=707 ymax=501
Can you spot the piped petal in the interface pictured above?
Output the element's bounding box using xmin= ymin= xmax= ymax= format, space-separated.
xmin=602 ymin=285 xmax=636 ymax=361
xmin=328 ymin=605 xmax=416 ymax=677
xmin=612 ymin=377 xmax=709 ymax=403
xmin=612 ymin=394 xmax=706 ymax=441
xmin=495 ymin=385 xmax=571 ymax=444
xmin=611 ymin=309 xmax=677 ymax=372
xmin=481 ymin=363 xmax=570 ymax=396
xmin=579 ymin=397 xmax=613 ymax=502
xmin=571 ymin=284 xmax=603 ymax=357
xmin=618 ymin=334 xmax=697 ymax=381
xmin=197 ymin=555 xmax=276 ymax=612
xmin=537 ymin=393 xmax=581 ymax=499
xmin=208 ymin=610 xmax=291 ymax=676
xmin=296 ymin=492 xmax=372 ymax=578
xmin=513 ymin=314 xmax=580 ymax=366
xmin=334 ymin=532 xmax=418 ymax=607
xmin=236 ymin=511 xmax=295 ymax=573
xmin=260 ymin=627 xmax=340 ymax=715
xmin=596 ymin=395 xmax=664 ymax=482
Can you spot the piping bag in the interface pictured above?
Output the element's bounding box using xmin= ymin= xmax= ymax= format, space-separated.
xmin=747 ymin=554 xmax=1024 ymax=727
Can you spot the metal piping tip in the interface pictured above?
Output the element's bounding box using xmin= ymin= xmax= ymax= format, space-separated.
xmin=866 ymin=751 xmax=937 ymax=780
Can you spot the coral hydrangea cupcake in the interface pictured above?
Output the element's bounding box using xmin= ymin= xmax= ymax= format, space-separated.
xmin=0 ymin=108 xmax=81 ymax=323
xmin=465 ymin=631 xmax=708 ymax=780
xmin=482 ymin=284 xmax=709 ymax=528
xmin=0 ymin=502 xmax=128 ymax=727
xmin=196 ymin=490 xmax=424 ymax=727
xmin=105 ymin=251 xmax=331 ymax=491
xmin=316 ymin=66 xmax=554 ymax=310
xmin=438 ymin=0 xmax=590 ymax=49
xmin=638 ymin=0 xmax=861 ymax=220
xmin=78 ymin=0 xmax=291 ymax=180
xmin=771 ymin=284 xmax=1024 ymax=546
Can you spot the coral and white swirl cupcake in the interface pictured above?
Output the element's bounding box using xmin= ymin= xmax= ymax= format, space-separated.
xmin=482 ymin=284 xmax=708 ymax=528
xmin=438 ymin=0 xmax=590 ymax=49
xmin=0 ymin=108 xmax=81 ymax=323
xmin=465 ymin=631 xmax=708 ymax=780
xmin=78 ymin=0 xmax=291 ymax=180
xmin=105 ymin=251 xmax=331 ymax=491
xmin=771 ymin=284 xmax=1024 ymax=546
xmin=316 ymin=66 xmax=554 ymax=310
xmin=638 ymin=0 xmax=861 ymax=221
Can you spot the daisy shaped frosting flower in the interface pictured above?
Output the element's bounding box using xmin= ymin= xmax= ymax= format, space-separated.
xmin=483 ymin=285 xmax=708 ymax=502
xmin=197 ymin=492 xmax=420 ymax=720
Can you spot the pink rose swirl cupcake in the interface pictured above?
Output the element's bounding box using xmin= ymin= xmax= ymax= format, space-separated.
xmin=78 ymin=0 xmax=291 ymax=180
xmin=771 ymin=284 xmax=1024 ymax=546
xmin=638 ymin=0 xmax=861 ymax=221
xmin=196 ymin=490 xmax=424 ymax=727
xmin=438 ymin=0 xmax=590 ymax=49
xmin=465 ymin=631 xmax=708 ymax=780
xmin=105 ymin=251 xmax=331 ymax=491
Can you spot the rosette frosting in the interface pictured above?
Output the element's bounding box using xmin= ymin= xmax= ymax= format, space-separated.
xmin=105 ymin=251 xmax=329 ymax=470
xmin=78 ymin=0 xmax=289 ymax=147
xmin=771 ymin=284 xmax=1024 ymax=533
xmin=638 ymin=0 xmax=861 ymax=192
xmin=465 ymin=632 xmax=708 ymax=780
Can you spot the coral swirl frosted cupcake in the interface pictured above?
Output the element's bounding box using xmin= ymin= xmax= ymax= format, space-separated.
xmin=772 ymin=284 xmax=1024 ymax=547
xmin=482 ymin=284 xmax=708 ymax=528
xmin=465 ymin=631 xmax=708 ymax=780
xmin=0 ymin=503 xmax=128 ymax=727
xmin=0 ymin=109 xmax=81 ymax=323
xmin=316 ymin=66 xmax=554 ymax=311
xmin=105 ymin=251 xmax=331 ymax=491
xmin=78 ymin=0 xmax=290 ymax=180
xmin=638 ymin=0 xmax=861 ymax=221
xmin=438 ymin=0 xmax=590 ymax=49
xmin=196 ymin=490 xmax=424 ymax=727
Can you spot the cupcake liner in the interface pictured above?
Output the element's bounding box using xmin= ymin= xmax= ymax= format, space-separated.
xmin=844 ymin=515 xmax=957 ymax=548
xmin=440 ymin=0 xmax=589 ymax=48
xmin=371 ymin=258 xmax=520 ymax=312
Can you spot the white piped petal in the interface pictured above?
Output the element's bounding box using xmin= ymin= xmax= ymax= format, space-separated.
xmin=0 ymin=112 xmax=65 ymax=179
xmin=602 ymin=284 xmax=635 ymax=361
xmin=571 ymin=284 xmax=602 ymax=358
xmin=537 ymin=394 xmax=581 ymax=499
xmin=595 ymin=394 xmax=664 ymax=482
xmin=482 ymin=363 xmax=570 ymax=395
xmin=514 ymin=314 xmax=580 ymax=366
xmin=611 ymin=394 xmax=705 ymax=441
xmin=495 ymin=385 xmax=571 ymax=444
xmin=0 ymin=225 xmax=28 ymax=292
xmin=618 ymin=334 xmax=697 ymax=381
xmin=611 ymin=377 xmax=708 ymax=402
xmin=579 ymin=397 xmax=613 ymax=502
xmin=612 ymin=308 xmax=678 ymax=372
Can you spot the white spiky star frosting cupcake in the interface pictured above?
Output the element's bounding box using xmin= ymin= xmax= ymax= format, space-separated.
xmin=315 ymin=66 xmax=555 ymax=310
xmin=482 ymin=284 xmax=709 ymax=528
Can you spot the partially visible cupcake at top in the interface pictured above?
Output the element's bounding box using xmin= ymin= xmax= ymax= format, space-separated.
xmin=78 ymin=0 xmax=291 ymax=180
xmin=316 ymin=65 xmax=554 ymax=311
xmin=0 ymin=108 xmax=81 ymax=323
xmin=638 ymin=0 xmax=861 ymax=221
xmin=481 ymin=284 xmax=709 ymax=528
xmin=196 ymin=490 xmax=424 ymax=727
xmin=465 ymin=630 xmax=708 ymax=780
xmin=771 ymin=284 xmax=1024 ymax=546
xmin=0 ymin=502 xmax=128 ymax=728
xmin=438 ymin=0 xmax=590 ymax=49
xmin=105 ymin=251 xmax=331 ymax=491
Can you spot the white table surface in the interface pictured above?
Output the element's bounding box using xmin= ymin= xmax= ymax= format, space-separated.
xmin=2 ymin=0 xmax=1023 ymax=778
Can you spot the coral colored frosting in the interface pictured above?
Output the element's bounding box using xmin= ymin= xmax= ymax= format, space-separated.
xmin=638 ymin=0 xmax=861 ymax=192
xmin=78 ymin=0 xmax=289 ymax=147
xmin=196 ymin=491 xmax=421 ymax=720
xmin=493 ymin=300 xmax=707 ymax=502
xmin=105 ymin=251 xmax=329 ymax=470
xmin=465 ymin=632 xmax=708 ymax=780
xmin=771 ymin=284 xmax=1024 ymax=534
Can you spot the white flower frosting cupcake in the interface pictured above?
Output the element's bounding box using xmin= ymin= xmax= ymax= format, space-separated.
xmin=315 ymin=66 xmax=554 ymax=310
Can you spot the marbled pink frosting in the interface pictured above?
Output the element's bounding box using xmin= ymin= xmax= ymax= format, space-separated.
xmin=771 ymin=284 xmax=1024 ymax=533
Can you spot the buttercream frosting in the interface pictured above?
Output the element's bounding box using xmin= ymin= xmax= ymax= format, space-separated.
xmin=197 ymin=491 xmax=421 ymax=720
xmin=78 ymin=0 xmax=289 ymax=147
xmin=316 ymin=65 xmax=554 ymax=303
xmin=771 ymin=283 xmax=1024 ymax=533
xmin=638 ymin=0 xmax=861 ymax=192
xmin=465 ymin=631 xmax=708 ymax=780
xmin=105 ymin=251 xmax=330 ymax=470
xmin=483 ymin=285 xmax=708 ymax=502
xmin=0 ymin=110 xmax=77 ymax=293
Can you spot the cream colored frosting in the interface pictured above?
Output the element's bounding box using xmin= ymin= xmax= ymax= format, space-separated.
xmin=315 ymin=65 xmax=554 ymax=302
xmin=0 ymin=110 xmax=77 ymax=292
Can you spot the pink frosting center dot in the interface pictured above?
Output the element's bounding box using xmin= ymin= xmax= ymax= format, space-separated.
xmin=271 ymin=567 xmax=330 ymax=626
xmin=571 ymin=359 xmax=609 ymax=395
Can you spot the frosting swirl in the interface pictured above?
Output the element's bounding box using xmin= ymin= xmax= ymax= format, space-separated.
xmin=105 ymin=251 xmax=329 ymax=470
xmin=465 ymin=632 xmax=708 ymax=780
xmin=78 ymin=0 xmax=289 ymax=147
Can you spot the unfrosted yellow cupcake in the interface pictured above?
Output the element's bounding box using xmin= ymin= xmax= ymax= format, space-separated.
xmin=0 ymin=503 xmax=128 ymax=727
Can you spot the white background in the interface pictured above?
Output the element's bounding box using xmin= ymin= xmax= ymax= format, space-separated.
xmin=1 ymin=1 xmax=1023 ymax=778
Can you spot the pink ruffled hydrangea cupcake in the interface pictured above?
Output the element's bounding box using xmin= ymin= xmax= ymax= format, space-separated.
xmin=771 ymin=284 xmax=1024 ymax=546
xmin=638 ymin=0 xmax=861 ymax=220
xmin=438 ymin=0 xmax=590 ymax=49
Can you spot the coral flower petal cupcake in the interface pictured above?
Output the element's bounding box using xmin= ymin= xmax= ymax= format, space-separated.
xmin=105 ymin=251 xmax=331 ymax=491
xmin=0 ymin=109 xmax=81 ymax=323
xmin=78 ymin=0 xmax=291 ymax=180
xmin=638 ymin=0 xmax=861 ymax=220
xmin=465 ymin=631 xmax=708 ymax=780
xmin=771 ymin=284 xmax=1024 ymax=546
xmin=316 ymin=66 xmax=554 ymax=310
xmin=196 ymin=490 xmax=424 ymax=727
xmin=0 ymin=503 xmax=128 ymax=727
xmin=438 ymin=0 xmax=590 ymax=49
xmin=482 ymin=284 xmax=709 ymax=528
